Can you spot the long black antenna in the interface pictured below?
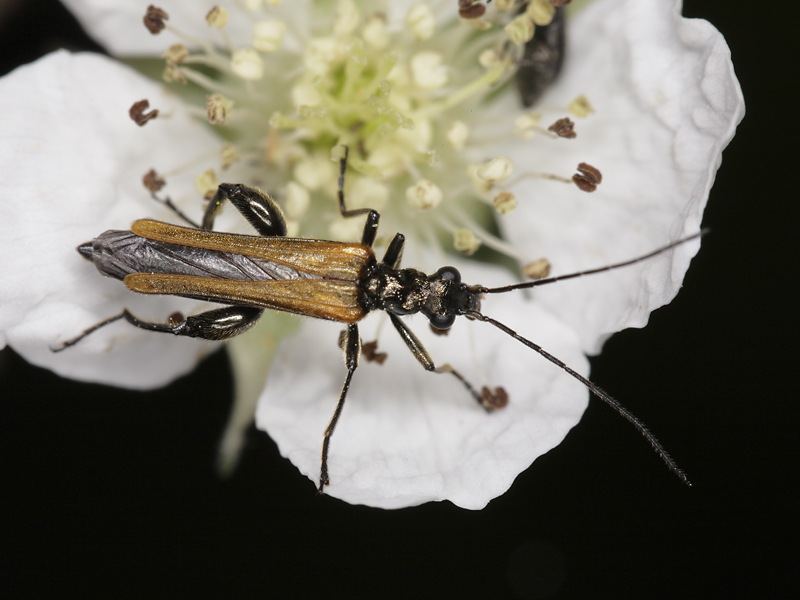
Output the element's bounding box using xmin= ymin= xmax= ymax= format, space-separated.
xmin=481 ymin=230 xmax=707 ymax=294
xmin=467 ymin=310 xmax=691 ymax=486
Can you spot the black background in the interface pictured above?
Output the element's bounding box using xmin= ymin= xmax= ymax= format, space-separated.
xmin=1 ymin=1 xmax=795 ymax=598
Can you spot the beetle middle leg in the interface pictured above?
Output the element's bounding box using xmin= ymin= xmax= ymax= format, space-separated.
xmin=317 ymin=147 xmax=379 ymax=491
xmin=319 ymin=323 xmax=361 ymax=492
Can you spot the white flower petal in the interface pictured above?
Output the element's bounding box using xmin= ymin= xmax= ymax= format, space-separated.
xmin=22 ymin=0 xmax=738 ymax=510
xmin=0 ymin=50 xmax=224 ymax=387
xmin=257 ymin=259 xmax=589 ymax=509
xmin=497 ymin=0 xmax=743 ymax=354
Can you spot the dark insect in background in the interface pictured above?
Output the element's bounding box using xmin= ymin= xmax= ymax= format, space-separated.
xmin=458 ymin=1 xmax=567 ymax=106
xmin=516 ymin=3 xmax=566 ymax=107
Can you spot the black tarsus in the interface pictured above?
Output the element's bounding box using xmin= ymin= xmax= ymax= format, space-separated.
xmin=51 ymin=312 xmax=126 ymax=352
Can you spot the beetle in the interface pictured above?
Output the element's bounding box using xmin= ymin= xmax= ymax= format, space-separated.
xmin=55 ymin=147 xmax=699 ymax=491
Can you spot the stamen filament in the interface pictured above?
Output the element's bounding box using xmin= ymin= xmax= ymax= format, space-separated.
xmin=418 ymin=63 xmax=507 ymax=118
xmin=164 ymin=24 xmax=221 ymax=58
xmin=216 ymin=26 xmax=235 ymax=54
xmin=438 ymin=209 xmax=530 ymax=263
xmin=178 ymin=67 xmax=244 ymax=97
xmin=181 ymin=54 xmax=231 ymax=71
xmin=503 ymin=172 xmax=573 ymax=188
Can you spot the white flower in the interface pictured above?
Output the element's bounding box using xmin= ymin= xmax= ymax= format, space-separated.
xmin=0 ymin=0 xmax=743 ymax=509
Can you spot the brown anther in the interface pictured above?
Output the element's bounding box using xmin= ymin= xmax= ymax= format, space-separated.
xmin=129 ymin=99 xmax=159 ymax=126
xmin=548 ymin=117 xmax=576 ymax=139
xmin=550 ymin=0 xmax=572 ymax=7
xmin=572 ymin=162 xmax=603 ymax=192
xmin=429 ymin=324 xmax=450 ymax=336
xmin=143 ymin=169 xmax=166 ymax=192
xmin=481 ymin=386 xmax=509 ymax=410
xmin=361 ymin=341 xmax=388 ymax=365
xmin=459 ymin=0 xmax=486 ymax=19
xmin=144 ymin=5 xmax=169 ymax=34
xmin=167 ymin=312 xmax=184 ymax=326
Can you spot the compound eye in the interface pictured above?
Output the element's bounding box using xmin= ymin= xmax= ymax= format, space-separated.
xmin=436 ymin=266 xmax=461 ymax=283
xmin=429 ymin=313 xmax=456 ymax=330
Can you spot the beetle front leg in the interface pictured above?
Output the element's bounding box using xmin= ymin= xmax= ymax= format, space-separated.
xmin=335 ymin=146 xmax=383 ymax=248
xmin=319 ymin=322 xmax=360 ymax=493
xmin=336 ymin=146 xmax=374 ymax=220
xmin=387 ymin=314 xmax=500 ymax=412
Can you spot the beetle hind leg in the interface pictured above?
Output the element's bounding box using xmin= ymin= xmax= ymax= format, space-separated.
xmin=124 ymin=305 xmax=265 ymax=341
xmin=202 ymin=184 xmax=288 ymax=237
xmin=52 ymin=305 xmax=264 ymax=352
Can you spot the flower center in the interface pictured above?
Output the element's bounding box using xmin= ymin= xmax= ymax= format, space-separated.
xmin=143 ymin=1 xmax=598 ymax=272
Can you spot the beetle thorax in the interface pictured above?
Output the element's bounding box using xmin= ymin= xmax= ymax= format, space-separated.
xmin=362 ymin=264 xmax=481 ymax=329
